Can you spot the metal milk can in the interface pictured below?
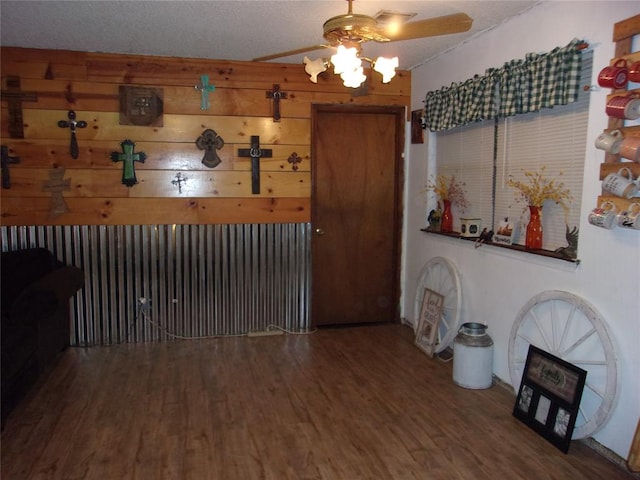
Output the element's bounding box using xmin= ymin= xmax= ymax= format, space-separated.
xmin=453 ymin=322 xmax=494 ymax=389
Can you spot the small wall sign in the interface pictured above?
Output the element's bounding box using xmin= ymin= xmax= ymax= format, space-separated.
xmin=119 ymin=86 xmax=163 ymax=126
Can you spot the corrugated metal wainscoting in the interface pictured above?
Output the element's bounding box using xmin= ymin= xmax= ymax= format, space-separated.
xmin=1 ymin=224 xmax=312 ymax=345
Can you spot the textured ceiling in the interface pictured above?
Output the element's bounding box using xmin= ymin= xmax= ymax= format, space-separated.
xmin=0 ymin=0 xmax=540 ymax=70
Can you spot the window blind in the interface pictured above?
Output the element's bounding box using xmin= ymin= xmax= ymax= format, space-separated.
xmin=434 ymin=51 xmax=592 ymax=251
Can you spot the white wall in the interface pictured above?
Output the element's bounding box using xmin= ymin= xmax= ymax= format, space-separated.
xmin=404 ymin=1 xmax=640 ymax=459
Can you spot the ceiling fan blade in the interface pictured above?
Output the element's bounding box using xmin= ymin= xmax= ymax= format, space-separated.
xmin=253 ymin=44 xmax=331 ymax=62
xmin=382 ymin=13 xmax=473 ymax=42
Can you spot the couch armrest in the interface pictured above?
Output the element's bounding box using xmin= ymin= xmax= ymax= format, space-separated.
xmin=28 ymin=266 xmax=84 ymax=301
xmin=8 ymin=266 xmax=84 ymax=322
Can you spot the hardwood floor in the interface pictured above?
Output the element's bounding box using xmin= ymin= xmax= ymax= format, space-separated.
xmin=1 ymin=324 xmax=635 ymax=479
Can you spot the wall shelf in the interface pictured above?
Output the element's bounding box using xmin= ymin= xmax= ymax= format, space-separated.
xmin=419 ymin=228 xmax=579 ymax=263
xmin=597 ymin=16 xmax=640 ymax=223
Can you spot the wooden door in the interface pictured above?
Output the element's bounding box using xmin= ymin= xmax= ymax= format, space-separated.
xmin=311 ymin=105 xmax=404 ymax=326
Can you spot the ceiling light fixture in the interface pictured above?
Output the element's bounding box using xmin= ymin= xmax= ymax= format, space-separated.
xmin=304 ymin=44 xmax=398 ymax=88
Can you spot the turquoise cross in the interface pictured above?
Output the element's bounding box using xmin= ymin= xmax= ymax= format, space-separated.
xmin=110 ymin=139 xmax=146 ymax=187
xmin=195 ymin=75 xmax=216 ymax=110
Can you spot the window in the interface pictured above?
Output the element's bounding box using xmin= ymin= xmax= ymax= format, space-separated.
xmin=432 ymin=51 xmax=592 ymax=253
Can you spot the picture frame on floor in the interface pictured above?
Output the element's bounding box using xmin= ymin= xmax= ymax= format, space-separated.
xmin=414 ymin=288 xmax=444 ymax=358
xmin=513 ymin=344 xmax=587 ymax=453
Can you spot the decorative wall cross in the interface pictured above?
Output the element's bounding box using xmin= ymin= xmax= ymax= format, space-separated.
xmin=287 ymin=152 xmax=302 ymax=171
xmin=57 ymin=110 xmax=87 ymax=159
xmin=195 ymin=75 xmax=216 ymax=110
xmin=171 ymin=172 xmax=188 ymax=194
xmin=1 ymin=76 xmax=38 ymax=138
xmin=196 ymin=129 xmax=225 ymax=168
xmin=42 ymin=168 xmax=71 ymax=218
xmin=110 ymin=139 xmax=147 ymax=187
xmin=238 ymin=135 xmax=272 ymax=194
xmin=266 ymin=84 xmax=288 ymax=122
xmin=1 ymin=145 xmax=20 ymax=189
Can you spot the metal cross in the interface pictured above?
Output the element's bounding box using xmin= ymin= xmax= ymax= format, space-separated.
xmin=195 ymin=75 xmax=216 ymax=110
xmin=42 ymin=168 xmax=71 ymax=218
xmin=1 ymin=145 xmax=20 ymax=189
xmin=266 ymin=84 xmax=288 ymax=122
xmin=196 ymin=129 xmax=225 ymax=168
xmin=238 ymin=135 xmax=272 ymax=194
xmin=171 ymin=172 xmax=188 ymax=194
xmin=134 ymin=97 xmax=151 ymax=116
xmin=110 ymin=139 xmax=147 ymax=187
xmin=57 ymin=110 xmax=87 ymax=159
xmin=1 ymin=76 xmax=38 ymax=138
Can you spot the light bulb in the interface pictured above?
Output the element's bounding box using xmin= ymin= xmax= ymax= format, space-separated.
xmin=331 ymin=45 xmax=361 ymax=75
xmin=341 ymin=66 xmax=367 ymax=88
xmin=304 ymin=56 xmax=327 ymax=83
xmin=373 ymin=56 xmax=399 ymax=83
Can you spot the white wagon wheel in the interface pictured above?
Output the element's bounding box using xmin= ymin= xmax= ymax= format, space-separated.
xmin=508 ymin=290 xmax=619 ymax=439
xmin=414 ymin=257 xmax=462 ymax=354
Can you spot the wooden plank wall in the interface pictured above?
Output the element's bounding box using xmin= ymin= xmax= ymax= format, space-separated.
xmin=1 ymin=47 xmax=410 ymax=226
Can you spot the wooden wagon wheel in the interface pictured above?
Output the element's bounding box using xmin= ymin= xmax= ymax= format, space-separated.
xmin=508 ymin=290 xmax=619 ymax=439
xmin=414 ymin=257 xmax=462 ymax=354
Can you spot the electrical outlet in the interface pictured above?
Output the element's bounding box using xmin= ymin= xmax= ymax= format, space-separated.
xmin=137 ymin=297 xmax=152 ymax=314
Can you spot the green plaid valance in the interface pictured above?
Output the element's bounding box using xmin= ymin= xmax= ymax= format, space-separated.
xmin=424 ymin=38 xmax=584 ymax=131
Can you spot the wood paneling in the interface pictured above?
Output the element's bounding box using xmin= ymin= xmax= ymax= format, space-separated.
xmin=1 ymin=47 xmax=410 ymax=226
xmin=0 ymin=197 xmax=310 ymax=225
xmin=3 ymin=140 xmax=311 ymax=171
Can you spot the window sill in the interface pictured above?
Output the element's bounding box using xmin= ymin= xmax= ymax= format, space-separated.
xmin=420 ymin=228 xmax=580 ymax=264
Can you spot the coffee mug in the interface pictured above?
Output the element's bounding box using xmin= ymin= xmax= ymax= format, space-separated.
xmin=606 ymin=95 xmax=640 ymax=120
xmin=629 ymin=61 xmax=640 ymax=83
xmin=617 ymin=202 xmax=640 ymax=230
xmin=598 ymin=59 xmax=628 ymax=89
xmin=595 ymin=129 xmax=623 ymax=154
xmin=619 ymin=137 xmax=640 ymax=162
xmin=602 ymin=167 xmax=638 ymax=198
xmin=588 ymin=201 xmax=618 ymax=229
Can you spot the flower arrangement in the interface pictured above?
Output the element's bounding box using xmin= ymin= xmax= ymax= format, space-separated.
xmin=508 ymin=166 xmax=572 ymax=210
xmin=425 ymin=174 xmax=469 ymax=210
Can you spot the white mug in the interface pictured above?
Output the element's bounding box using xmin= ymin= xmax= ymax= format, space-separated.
xmin=588 ymin=201 xmax=618 ymax=229
xmin=602 ymin=167 xmax=638 ymax=199
xmin=595 ymin=130 xmax=623 ymax=154
xmin=617 ymin=202 xmax=640 ymax=230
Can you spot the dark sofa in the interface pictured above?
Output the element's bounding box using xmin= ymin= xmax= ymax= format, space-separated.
xmin=1 ymin=248 xmax=84 ymax=427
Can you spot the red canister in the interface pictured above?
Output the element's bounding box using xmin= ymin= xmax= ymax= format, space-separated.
xmin=606 ymin=95 xmax=640 ymax=119
xmin=598 ymin=59 xmax=628 ymax=89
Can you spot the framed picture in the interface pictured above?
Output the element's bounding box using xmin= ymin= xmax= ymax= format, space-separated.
xmin=513 ymin=344 xmax=587 ymax=453
xmin=493 ymin=217 xmax=519 ymax=245
xmin=414 ymin=288 xmax=444 ymax=358
xmin=411 ymin=109 xmax=424 ymax=144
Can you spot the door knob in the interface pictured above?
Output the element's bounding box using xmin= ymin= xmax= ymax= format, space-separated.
xmin=315 ymin=228 xmax=325 ymax=236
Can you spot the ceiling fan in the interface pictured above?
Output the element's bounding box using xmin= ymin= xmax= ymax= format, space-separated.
xmin=252 ymin=0 xmax=474 ymax=63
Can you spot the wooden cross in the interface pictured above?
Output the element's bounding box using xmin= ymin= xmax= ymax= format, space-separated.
xmin=171 ymin=172 xmax=188 ymax=194
xmin=195 ymin=75 xmax=216 ymax=110
xmin=1 ymin=145 xmax=20 ymax=189
xmin=266 ymin=84 xmax=287 ymax=122
xmin=42 ymin=168 xmax=71 ymax=218
xmin=1 ymin=76 xmax=38 ymax=138
xmin=57 ymin=110 xmax=87 ymax=159
xmin=238 ymin=135 xmax=272 ymax=194
xmin=110 ymin=139 xmax=147 ymax=187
